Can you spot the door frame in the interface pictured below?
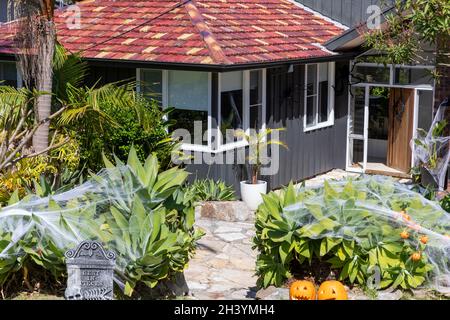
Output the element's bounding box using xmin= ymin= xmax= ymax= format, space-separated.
xmin=346 ymin=83 xmax=434 ymax=174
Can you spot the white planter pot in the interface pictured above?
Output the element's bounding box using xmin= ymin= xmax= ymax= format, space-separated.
xmin=240 ymin=180 xmax=268 ymax=211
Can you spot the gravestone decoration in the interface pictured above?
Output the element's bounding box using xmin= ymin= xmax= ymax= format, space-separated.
xmin=64 ymin=240 xmax=116 ymax=300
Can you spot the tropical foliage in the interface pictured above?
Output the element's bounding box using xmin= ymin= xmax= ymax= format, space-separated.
xmin=185 ymin=179 xmax=236 ymax=202
xmin=0 ymin=148 xmax=202 ymax=298
xmin=364 ymin=0 xmax=450 ymax=67
xmin=254 ymin=178 xmax=448 ymax=290
xmin=235 ymin=128 xmax=287 ymax=184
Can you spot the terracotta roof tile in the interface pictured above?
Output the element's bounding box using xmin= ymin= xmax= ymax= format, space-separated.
xmin=0 ymin=0 xmax=345 ymax=65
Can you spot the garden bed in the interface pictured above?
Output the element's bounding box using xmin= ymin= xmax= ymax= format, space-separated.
xmin=254 ymin=175 xmax=450 ymax=298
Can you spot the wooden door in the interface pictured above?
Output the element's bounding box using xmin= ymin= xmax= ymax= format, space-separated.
xmin=387 ymin=88 xmax=415 ymax=172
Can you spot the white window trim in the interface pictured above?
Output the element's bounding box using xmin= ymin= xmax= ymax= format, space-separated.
xmin=217 ymin=69 xmax=266 ymax=151
xmin=303 ymin=62 xmax=335 ymax=132
xmin=137 ymin=68 xmax=266 ymax=153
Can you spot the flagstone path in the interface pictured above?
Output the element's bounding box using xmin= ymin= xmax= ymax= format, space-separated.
xmin=184 ymin=218 xmax=258 ymax=300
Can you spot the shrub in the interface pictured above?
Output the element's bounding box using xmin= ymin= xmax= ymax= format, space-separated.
xmin=0 ymin=147 xmax=202 ymax=298
xmin=66 ymin=88 xmax=175 ymax=173
xmin=0 ymin=135 xmax=80 ymax=205
xmin=254 ymin=177 xmax=449 ymax=291
xmin=185 ymin=179 xmax=236 ymax=202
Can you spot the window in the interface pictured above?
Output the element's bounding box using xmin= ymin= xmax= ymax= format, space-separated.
xmin=304 ymin=62 xmax=335 ymax=131
xmin=140 ymin=69 xmax=163 ymax=104
xmin=352 ymin=62 xmax=434 ymax=86
xmin=220 ymin=71 xmax=244 ymax=144
xmin=168 ymin=70 xmax=209 ymax=146
xmin=0 ymin=61 xmax=18 ymax=87
xmin=139 ymin=69 xmax=210 ymax=148
xmin=219 ymin=69 xmax=266 ymax=149
xmin=352 ymin=64 xmax=390 ymax=84
xmin=394 ymin=67 xmax=433 ymax=86
xmin=249 ymin=70 xmax=264 ymax=131
xmin=138 ymin=68 xmax=266 ymax=152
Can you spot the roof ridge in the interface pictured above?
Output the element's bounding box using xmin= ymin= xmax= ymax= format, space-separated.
xmin=183 ymin=0 xmax=231 ymax=65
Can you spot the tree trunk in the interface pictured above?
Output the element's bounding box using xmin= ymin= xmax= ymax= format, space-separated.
xmin=32 ymin=20 xmax=55 ymax=153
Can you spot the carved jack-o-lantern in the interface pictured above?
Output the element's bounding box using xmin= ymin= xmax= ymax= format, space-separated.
xmin=317 ymin=281 xmax=348 ymax=300
xmin=289 ymin=280 xmax=316 ymax=300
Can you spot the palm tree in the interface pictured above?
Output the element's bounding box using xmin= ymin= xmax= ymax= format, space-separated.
xmin=14 ymin=0 xmax=56 ymax=153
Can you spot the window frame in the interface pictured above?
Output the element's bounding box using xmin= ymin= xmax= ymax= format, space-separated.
xmin=217 ymin=69 xmax=266 ymax=152
xmin=303 ymin=62 xmax=335 ymax=132
xmin=0 ymin=61 xmax=21 ymax=88
xmin=137 ymin=68 xmax=266 ymax=153
xmin=352 ymin=62 xmax=435 ymax=87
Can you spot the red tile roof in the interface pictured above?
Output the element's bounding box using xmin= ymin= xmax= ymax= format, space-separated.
xmin=0 ymin=0 xmax=345 ymax=66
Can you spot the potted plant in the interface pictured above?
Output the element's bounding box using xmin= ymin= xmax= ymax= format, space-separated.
xmin=236 ymin=128 xmax=287 ymax=210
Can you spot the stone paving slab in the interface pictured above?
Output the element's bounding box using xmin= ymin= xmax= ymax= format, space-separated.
xmin=184 ymin=218 xmax=258 ymax=300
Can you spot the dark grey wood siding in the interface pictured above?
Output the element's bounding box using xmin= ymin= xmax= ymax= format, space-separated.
xmin=265 ymin=62 xmax=349 ymax=188
xmin=0 ymin=0 xmax=9 ymax=23
xmin=296 ymin=0 xmax=393 ymax=27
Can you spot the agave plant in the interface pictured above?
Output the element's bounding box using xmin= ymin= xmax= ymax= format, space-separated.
xmin=185 ymin=179 xmax=236 ymax=202
xmin=0 ymin=147 xmax=203 ymax=298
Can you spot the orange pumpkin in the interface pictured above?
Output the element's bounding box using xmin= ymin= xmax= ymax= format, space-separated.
xmin=411 ymin=252 xmax=422 ymax=262
xmin=289 ymin=280 xmax=316 ymax=300
xmin=317 ymin=280 xmax=348 ymax=300
xmin=419 ymin=235 xmax=428 ymax=244
xmin=400 ymin=231 xmax=409 ymax=239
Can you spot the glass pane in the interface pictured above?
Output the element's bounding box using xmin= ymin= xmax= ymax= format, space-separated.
xmin=0 ymin=62 xmax=17 ymax=87
xmin=349 ymin=139 xmax=364 ymax=168
xmin=167 ymin=70 xmax=209 ymax=146
xmin=318 ymin=63 xmax=329 ymax=123
xmin=350 ymin=87 xmax=365 ymax=136
xmin=250 ymin=70 xmax=262 ymax=106
xmin=221 ymin=71 xmax=242 ymax=92
xmin=306 ymin=96 xmax=316 ymax=127
xmin=394 ymin=68 xmax=433 ymax=85
xmin=307 ymin=64 xmax=317 ymax=96
xmin=352 ymin=65 xmax=390 ymax=84
xmin=168 ymin=70 xmax=208 ymax=111
xmin=250 ymin=105 xmax=262 ymax=130
xmin=221 ymin=71 xmax=243 ymax=143
xmin=417 ymin=90 xmax=433 ymax=131
xmin=141 ymin=70 xmax=162 ymax=104
xmin=171 ymin=109 xmax=208 ymax=146
xmin=368 ymin=87 xmax=389 ymax=140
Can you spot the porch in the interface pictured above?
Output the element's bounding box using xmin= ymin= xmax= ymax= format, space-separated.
xmin=347 ymin=62 xmax=435 ymax=178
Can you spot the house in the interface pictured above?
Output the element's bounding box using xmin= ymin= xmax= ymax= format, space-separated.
xmin=0 ymin=0 xmax=444 ymax=191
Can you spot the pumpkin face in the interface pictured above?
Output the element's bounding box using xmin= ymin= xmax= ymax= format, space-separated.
xmin=289 ymin=280 xmax=316 ymax=300
xmin=317 ymin=281 xmax=348 ymax=300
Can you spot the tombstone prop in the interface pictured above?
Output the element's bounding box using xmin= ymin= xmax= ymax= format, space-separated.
xmin=65 ymin=240 xmax=116 ymax=300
